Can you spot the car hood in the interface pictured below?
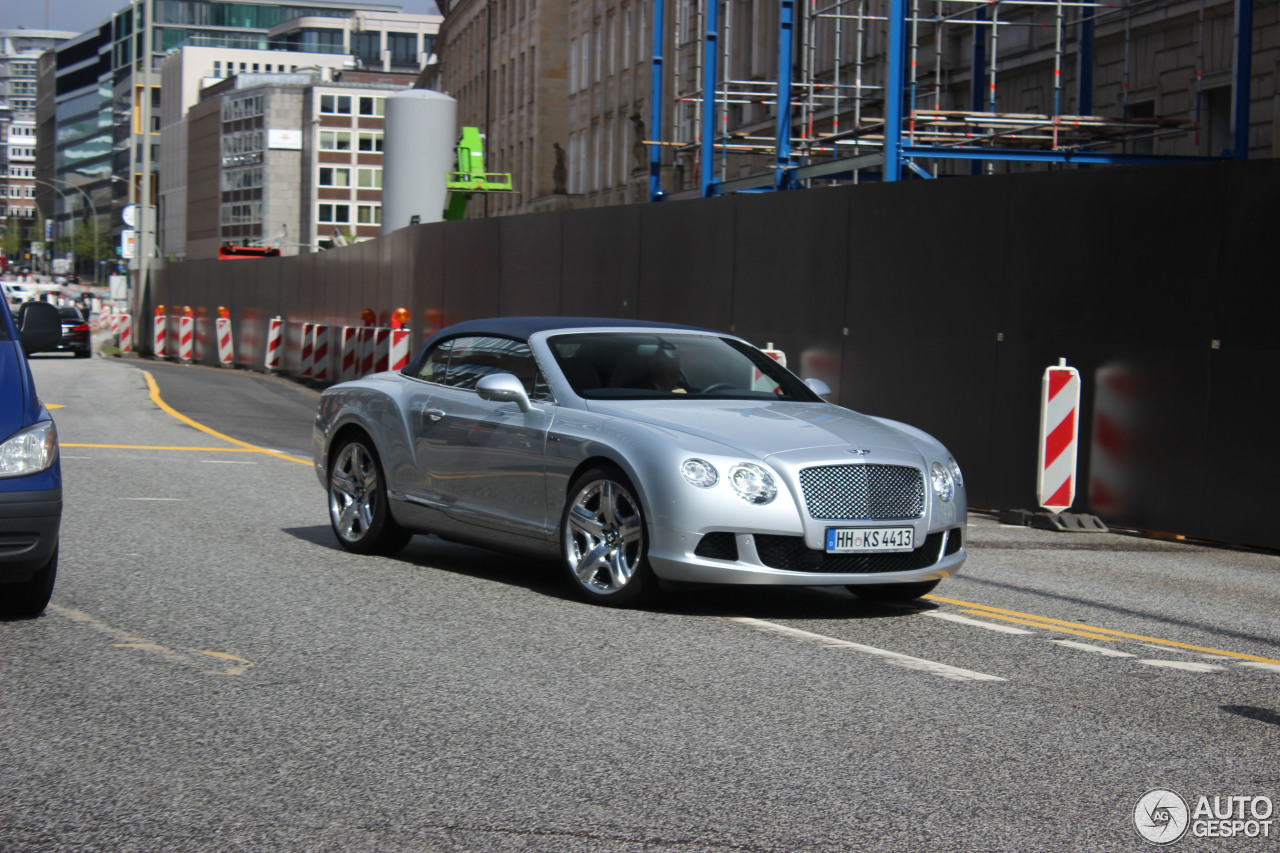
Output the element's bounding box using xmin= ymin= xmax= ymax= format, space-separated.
xmin=582 ymin=399 xmax=928 ymax=460
xmin=0 ymin=341 xmax=33 ymax=440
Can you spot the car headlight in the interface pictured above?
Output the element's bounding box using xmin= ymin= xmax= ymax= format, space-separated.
xmin=947 ymin=457 xmax=963 ymax=487
xmin=728 ymin=463 xmax=777 ymax=505
xmin=680 ymin=458 xmax=719 ymax=488
xmin=0 ymin=420 xmax=59 ymax=478
xmin=931 ymin=461 xmax=954 ymax=503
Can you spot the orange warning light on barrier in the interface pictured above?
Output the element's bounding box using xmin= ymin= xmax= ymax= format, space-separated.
xmin=183 ymin=305 xmax=194 ymax=317
xmin=360 ymin=308 xmax=376 ymax=326
xmin=392 ymin=307 xmax=410 ymax=329
xmin=217 ymin=306 xmax=230 ymax=319
xmin=155 ymin=305 xmax=165 ymax=315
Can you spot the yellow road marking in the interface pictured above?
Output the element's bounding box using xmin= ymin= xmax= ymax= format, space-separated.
xmin=47 ymin=403 xmax=66 ymax=409
xmin=51 ymin=605 xmax=255 ymax=676
xmin=926 ymin=595 xmax=1280 ymax=666
xmin=956 ymin=609 xmax=1121 ymax=642
xmin=139 ymin=369 xmax=310 ymax=465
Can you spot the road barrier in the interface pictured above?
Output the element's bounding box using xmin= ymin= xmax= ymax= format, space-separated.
xmin=216 ymin=317 xmax=234 ymax=366
xmin=300 ymin=323 xmax=314 ymax=378
xmin=340 ymin=326 xmax=358 ymax=381
xmin=118 ymin=313 xmax=132 ymax=355
xmin=311 ymin=325 xmax=330 ymax=383
xmin=264 ymin=316 xmax=283 ymax=372
xmin=389 ymin=329 xmax=411 ymax=372
xmin=153 ymin=312 xmax=167 ymax=358
xmin=1037 ymin=358 xmax=1080 ymax=513
xmin=178 ymin=315 xmax=195 ymax=364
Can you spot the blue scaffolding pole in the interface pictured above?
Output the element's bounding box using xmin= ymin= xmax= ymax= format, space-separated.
xmin=701 ymin=0 xmax=721 ymax=197
xmin=775 ymin=0 xmax=797 ymax=190
xmin=649 ymin=0 xmax=666 ymax=201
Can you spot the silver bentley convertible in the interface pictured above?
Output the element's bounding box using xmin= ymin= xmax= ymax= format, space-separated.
xmin=313 ymin=318 xmax=966 ymax=606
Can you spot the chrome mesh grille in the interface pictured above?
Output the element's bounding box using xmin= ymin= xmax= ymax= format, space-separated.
xmin=799 ymin=464 xmax=925 ymax=520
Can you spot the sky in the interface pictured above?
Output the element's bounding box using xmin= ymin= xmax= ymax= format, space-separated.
xmin=2 ymin=0 xmax=441 ymax=35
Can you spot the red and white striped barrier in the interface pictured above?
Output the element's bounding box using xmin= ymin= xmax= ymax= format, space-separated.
xmin=340 ymin=326 xmax=359 ymax=381
xmin=300 ymin=323 xmax=314 ymax=378
xmin=264 ymin=316 xmax=283 ymax=371
xmin=359 ymin=327 xmax=377 ymax=375
xmin=178 ymin=316 xmax=195 ymax=363
xmin=216 ymin=317 xmax=234 ymax=366
xmin=118 ymin=313 xmax=133 ymax=355
xmin=374 ymin=328 xmax=390 ymax=374
xmin=1037 ymin=358 xmax=1081 ymax=513
xmin=311 ymin=325 xmax=330 ymax=383
xmin=153 ymin=314 xmax=167 ymax=358
xmin=389 ymin=329 xmax=411 ymax=372
xmin=1088 ymin=365 xmax=1138 ymax=516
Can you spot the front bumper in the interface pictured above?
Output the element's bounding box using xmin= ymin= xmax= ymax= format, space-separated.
xmin=0 ymin=488 xmax=62 ymax=582
xmin=647 ymin=523 xmax=965 ymax=586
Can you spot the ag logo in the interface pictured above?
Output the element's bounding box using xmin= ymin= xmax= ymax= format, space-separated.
xmin=1135 ymin=789 xmax=1190 ymax=844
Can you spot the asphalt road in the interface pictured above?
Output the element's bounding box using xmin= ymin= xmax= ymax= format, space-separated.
xmin=3 ymin=353 xmax=1278 ymax=852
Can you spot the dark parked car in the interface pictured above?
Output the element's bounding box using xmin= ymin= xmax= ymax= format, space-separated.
xmin=55 ymin=305 xmax=91 ymax=358
xmin=0 ymin=301 xmax=63 ymax=617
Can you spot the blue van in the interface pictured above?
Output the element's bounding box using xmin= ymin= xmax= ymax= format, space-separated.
xmin=0 ymin=301 xmax=63 ymax=617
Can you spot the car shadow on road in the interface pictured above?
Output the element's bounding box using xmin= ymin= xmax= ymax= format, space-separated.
xmin=283 ymin=525 xmax=937 ymax=621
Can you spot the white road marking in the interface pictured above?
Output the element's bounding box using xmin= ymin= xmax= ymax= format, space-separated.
xmin=1138 ymin=659 xmax=1225 ymax=673
xmin=1237 ymin=661 xmax=1280 ymax=674
xmin=202 ymin=460 xmax=258 ymax=464
xmin=924 ymin=611 xmax=1035 ymax=635
xmin=1050 ymin=640 xmax=1135 ymax=658
xmin=724 ymin=617 xmax=1006 ymax=682
xmin=121 ymin=497 xmax=188 ymax=501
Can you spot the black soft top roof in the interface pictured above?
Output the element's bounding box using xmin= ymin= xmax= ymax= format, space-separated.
xmin=420 ymin=316 xmax=715 ymax=352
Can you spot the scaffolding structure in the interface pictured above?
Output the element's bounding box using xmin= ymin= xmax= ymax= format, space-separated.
xmin=647 ymin=0 xmax=1256 ymax=199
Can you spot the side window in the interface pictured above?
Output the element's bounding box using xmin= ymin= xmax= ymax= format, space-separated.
xmin=414 ymin=339 xmax=453 ymax=383
xmin=414 ymin=336 xmax=549 ymax=399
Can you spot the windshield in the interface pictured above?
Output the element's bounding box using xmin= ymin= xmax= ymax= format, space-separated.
xmin=548 ymin=333 xmax=821 ymax=401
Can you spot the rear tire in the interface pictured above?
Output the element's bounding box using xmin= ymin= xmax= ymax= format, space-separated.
xmin=561 ymin=466 xmax=656 ymax=607
xmin=0 ymin=546 xmax=57 ymax=618
xmin=328 ymin=436 xmax=412 ymax=556
xmin=849 ymin=579 xmax=940 ymax=602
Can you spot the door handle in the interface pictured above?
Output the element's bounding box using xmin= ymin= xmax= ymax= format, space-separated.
xmin=425 ymin=408 xmax=446 ymax=422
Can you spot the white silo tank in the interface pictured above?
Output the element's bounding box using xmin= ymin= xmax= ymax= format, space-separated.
xmin=382 ymin=89 xmax=457 ymax=234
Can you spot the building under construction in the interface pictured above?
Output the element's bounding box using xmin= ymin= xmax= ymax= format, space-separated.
xmin=437 ymin=0 xmax=1275 ymax=213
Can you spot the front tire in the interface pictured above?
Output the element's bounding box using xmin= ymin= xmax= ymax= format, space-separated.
xmin=849 ymin=579 xmax=941 ymax=602
xmin=0 ymin=546 xmax=57 ymax=618
xmin=561 ymin=466 xmax=655 ymax=607
xmin=328 ymin=436 xmax=412 ymax=556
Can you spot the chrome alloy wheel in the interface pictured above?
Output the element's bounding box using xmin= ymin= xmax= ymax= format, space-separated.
xmin=329 ymin=441 xmax=379 ymax=544
xmin=563 ymin=476 xmax=646 ymax=595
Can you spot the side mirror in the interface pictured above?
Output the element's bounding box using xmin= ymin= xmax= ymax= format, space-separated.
xmin=476 ymin=372 xmax=532 ymax=412
xmin=804 ymin=377 xmax=832 ymax=398
xmin=17 ymin=302 xmax=62 ymax=356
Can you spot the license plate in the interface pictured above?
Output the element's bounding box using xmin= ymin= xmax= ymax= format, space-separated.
xmin=825 ymin=527 xmax=915 ymax=553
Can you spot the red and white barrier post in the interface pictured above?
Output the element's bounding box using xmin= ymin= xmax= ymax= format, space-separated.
xmin=178 ymin=314 xmax=195 ymax=363
xmin=264 ymin=316 xmax=283 ymax=372
xmin=153 ymin=311 xmax=167 ymax=358
xmin=300 ymin=323 xmax=314 ymax=378
xmin=215 ymin=317 xmax=235 ymax=366
xmin=340 ymin=326 xmax=358 ymax=381
xmin=359 ymin=327 xmax=377 ymax=375
xmin=118 ymin=313 xmax=133 ymax=355
xmin=389 ymin=329 xmax=411 ymax=372
xmin=311 ymin=325 xmax=330 ymax=383
xmin=1037 ymin=358 xmax=1081 ymax=513
xmin=374 ymin=328 xmax=390 ymax=373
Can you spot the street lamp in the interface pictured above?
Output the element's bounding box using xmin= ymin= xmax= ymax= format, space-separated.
xmin=48 ymin=178 xmax=100 ymax=284
xmin=31 ymin=178 xmax=71 ymax=276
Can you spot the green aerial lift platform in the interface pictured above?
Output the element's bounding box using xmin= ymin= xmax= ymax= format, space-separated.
xmin=443 ymin=127 xmax=515 ymax=220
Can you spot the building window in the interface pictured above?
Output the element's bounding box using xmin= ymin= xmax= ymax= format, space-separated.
xmin=319 ymin=130 xmax=352 ymax=151
xmin=358 ymin=96 xmax=385 ymax=117
xmin=356 ymin=205 xmax=381 ymax=225
xmin=318 ymin=203 xmax=351 ymax=224
xmin=356 ymin=168 xmax=382 ymax=188
xmin=319 ymin=167 xmax=351 ymax=187
xmin=320 ymin=94 xmax=352 ymax=115
xmin=357 ymin=132 xmax=384 ymax=153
